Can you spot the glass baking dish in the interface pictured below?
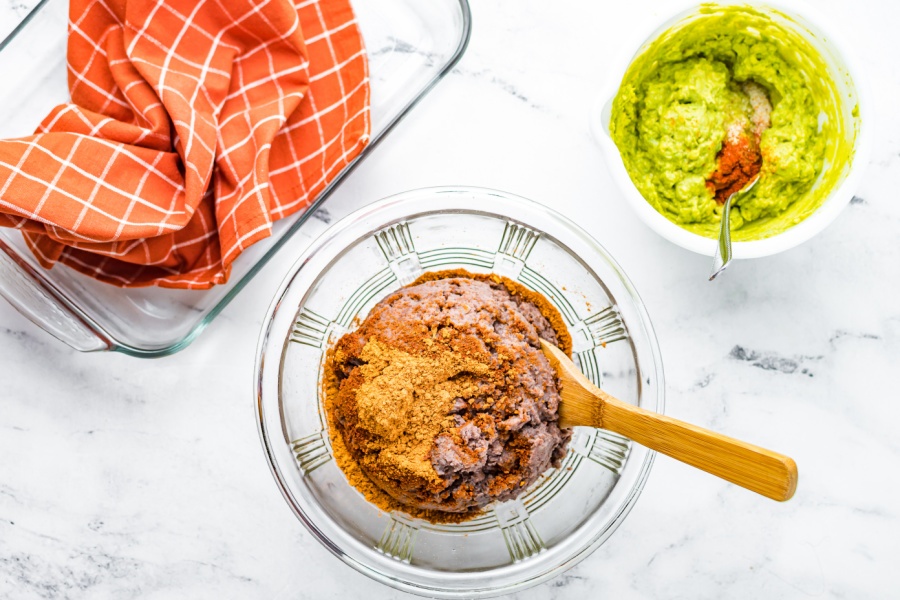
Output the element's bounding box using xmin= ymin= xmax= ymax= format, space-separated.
xmin=0 ymin=0 xmax=471 ymax=356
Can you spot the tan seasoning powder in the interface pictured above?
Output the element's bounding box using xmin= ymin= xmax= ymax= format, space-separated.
xmin=323 ymin=270 xmax=571 ymax=523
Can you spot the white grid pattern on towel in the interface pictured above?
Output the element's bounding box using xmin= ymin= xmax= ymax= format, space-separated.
xmin=0 ymin=0 xmax=370 ymax=288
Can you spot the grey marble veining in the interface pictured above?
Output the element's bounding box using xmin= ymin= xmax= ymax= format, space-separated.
xmin=1 ymin=0 xmax=899 ymax=598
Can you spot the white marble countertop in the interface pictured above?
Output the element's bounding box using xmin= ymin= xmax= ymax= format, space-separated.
xmin=2 ymin=0 xmax=898 ymax=598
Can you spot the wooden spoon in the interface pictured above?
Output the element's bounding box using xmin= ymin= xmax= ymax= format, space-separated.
xmin=540 ymin=340 xmax=798 ymax=501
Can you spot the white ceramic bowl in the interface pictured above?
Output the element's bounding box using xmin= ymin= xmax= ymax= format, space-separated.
xmin=591 ymin=0 xmax=873 ymax=259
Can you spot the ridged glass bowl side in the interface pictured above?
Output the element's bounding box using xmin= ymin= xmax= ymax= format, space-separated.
xmin=256 ymin=187 xmax=664 ymax=598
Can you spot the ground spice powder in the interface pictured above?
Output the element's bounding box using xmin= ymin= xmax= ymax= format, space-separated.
xmin=354 ymin=338 xmax=489 ymax=490
xmin=322 ymin=270 xmax=571 ymax=522
xmin=706 ymin=129 xmax=762 ymax=203
xmin=706 ymin=81 xmax=771 ymax=204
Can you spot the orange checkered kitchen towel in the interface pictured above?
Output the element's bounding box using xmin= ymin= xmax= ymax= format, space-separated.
xmin=0 ymin=0 xmax=369 ymax=288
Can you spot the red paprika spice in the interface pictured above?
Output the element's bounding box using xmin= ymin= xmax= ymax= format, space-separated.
xmin=706 ymin=130 xmax=762 ymax=204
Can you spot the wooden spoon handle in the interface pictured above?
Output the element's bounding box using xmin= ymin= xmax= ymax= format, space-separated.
xmin=600 ymin=393 xmax=797 ymax=501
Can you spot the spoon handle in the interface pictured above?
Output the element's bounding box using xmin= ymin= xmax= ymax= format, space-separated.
xmin=709 ymin=175 xmax=759 ymax=281
xmin=599 ymin=393 xmax=798 ymax=501
xmin=709 ymin=194 xmax=734 ymax=280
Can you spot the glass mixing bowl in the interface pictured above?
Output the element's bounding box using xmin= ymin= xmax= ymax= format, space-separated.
xmin=255 ymin=186 xmax=664 ymax=597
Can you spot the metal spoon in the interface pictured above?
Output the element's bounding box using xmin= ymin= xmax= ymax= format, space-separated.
xmin=709 ymin=176 xmax=759 ymax=281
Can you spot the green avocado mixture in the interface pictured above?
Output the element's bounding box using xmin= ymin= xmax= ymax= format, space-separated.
xmin=610 ymin=5 xmax=856 ymax=240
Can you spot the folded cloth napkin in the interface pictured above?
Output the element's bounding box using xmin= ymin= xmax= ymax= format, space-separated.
xmin=0 ymin=0 xmax=369 ymax=288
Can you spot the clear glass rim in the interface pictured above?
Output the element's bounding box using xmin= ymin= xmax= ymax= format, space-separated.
xmin=0 ymin=0 xmax=53 ymax=52
xmin=255 ymin=186 xmax=666 ymax=598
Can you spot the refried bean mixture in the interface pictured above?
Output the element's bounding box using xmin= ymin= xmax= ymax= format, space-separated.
xmin=324 ymin=271 xmax=572 ymax=519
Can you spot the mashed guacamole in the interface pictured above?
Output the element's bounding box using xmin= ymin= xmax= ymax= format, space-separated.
xmin=610 ymin=6 xmax=854 ymax=240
